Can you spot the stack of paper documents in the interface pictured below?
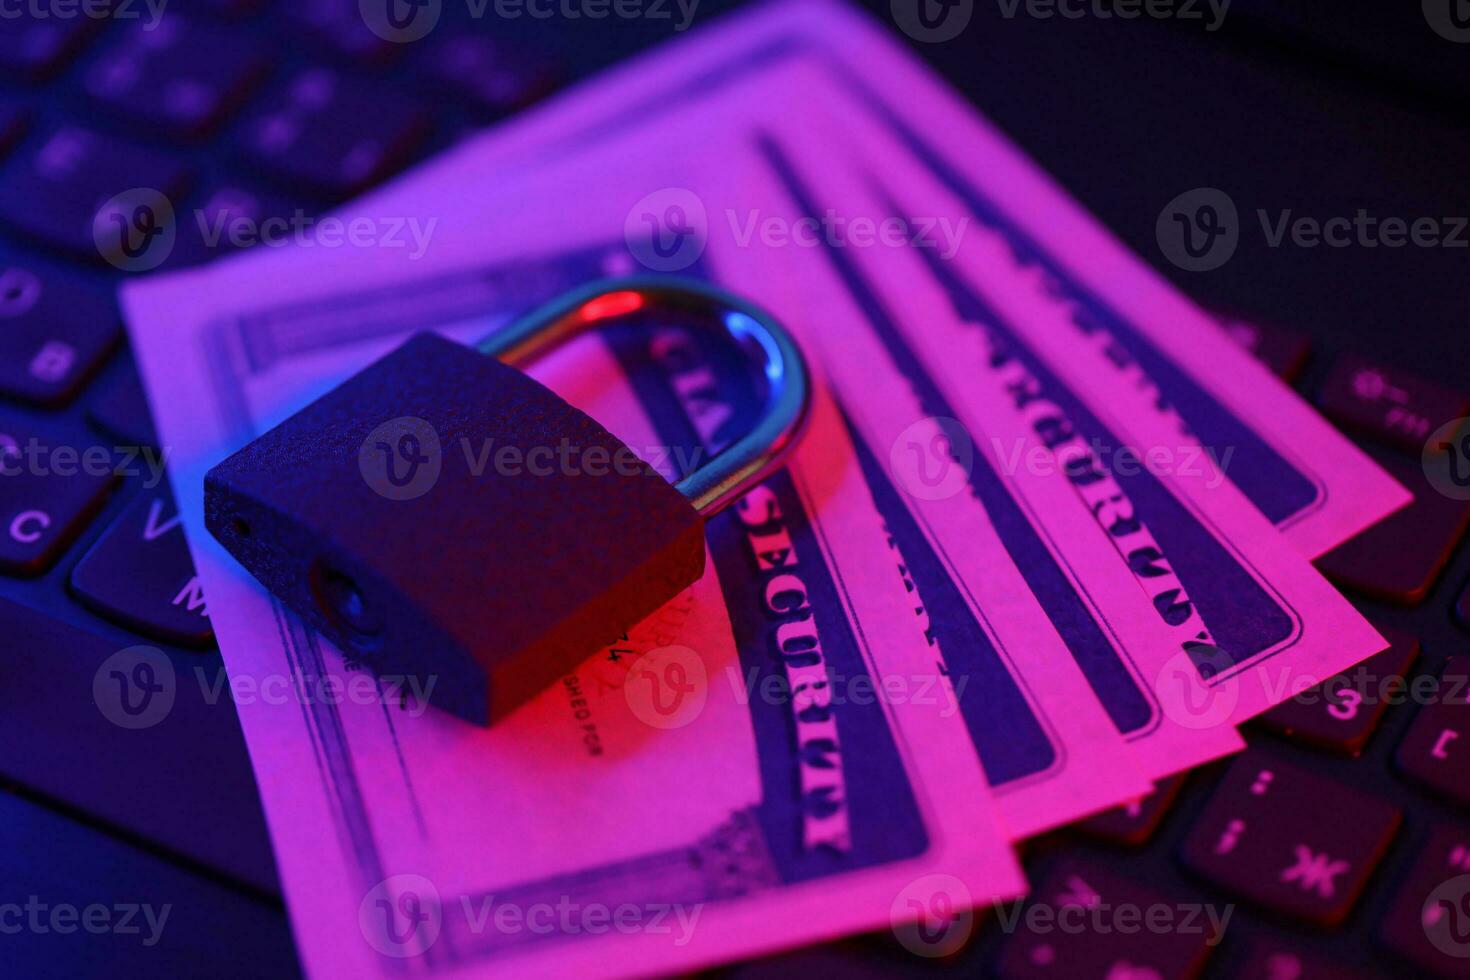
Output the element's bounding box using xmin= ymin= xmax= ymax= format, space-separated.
xmin=119 ymin=1 xmax=1409 ymax=975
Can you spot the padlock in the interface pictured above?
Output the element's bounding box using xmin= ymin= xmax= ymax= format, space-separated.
xmin=203 ymin=277 xmax=811 ymax=725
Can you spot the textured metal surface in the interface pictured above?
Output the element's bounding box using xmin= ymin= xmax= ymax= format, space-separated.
xmin=204 ymin=332 xmax=706 ymax=725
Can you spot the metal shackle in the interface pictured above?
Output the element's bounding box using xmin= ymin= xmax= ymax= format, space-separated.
xmin=477 ymin=276 xmax=812 ymax=517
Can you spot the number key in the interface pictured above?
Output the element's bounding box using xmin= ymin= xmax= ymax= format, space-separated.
xmin=1256 ymin=629 xmax=1419 ymax=755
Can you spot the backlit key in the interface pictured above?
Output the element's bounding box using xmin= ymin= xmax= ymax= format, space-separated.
xmin=1179 ymin=751 xmax=1400 ymax=926
xmin=1316 ymin=454 xmax=1470 ymax=605
xmin=0 ymin=414 xmax=118 ymax=575
xmin=997 ymin=860 xmax=1220 ymax=979
xmin=1378 ymin=823 xmax=1470 ymax=975
xmin=1396 ymin=656 xmax=1470 ymax=807
xmin=0 ymin=252 xmax=120 ymax=406
xmin=1076 ymin=775 xmax=1188 ymax=847
xmin=71 ymin=486 xmax=213 ymax=647
xmin=1319 ymin=354 xmax=1470 ymax=454
xmin=1256 ymin=629 xmax=1419 ymax=755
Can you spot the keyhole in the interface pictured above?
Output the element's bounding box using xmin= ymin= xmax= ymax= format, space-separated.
xmin=312 ymin=562 xmax=383 ymax=646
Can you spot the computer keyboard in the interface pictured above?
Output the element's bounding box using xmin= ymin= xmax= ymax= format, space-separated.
xmin=3 ymin=3 xmax=1469 ymax=978
xmin=0 ymin=0 xmax=584 ymax=931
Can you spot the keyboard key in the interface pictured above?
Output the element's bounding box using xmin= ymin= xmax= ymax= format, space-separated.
xmin=1 ymin=786 xmax=295 ymax=978
xmin=1317 ymin=455 xmax=1470 ymax=605
xmin=1319 ymin=354 xmax=1470 ymax=455
xmin=239 ymin=68 xmax=432 ymax=197
xmin=1219 ymin=315 xmax=1312 ymax=383
xmin=84 ymin=16 xmax=271 ymax=140
xmin=0 ymin=253 xmax=121 ymax=405
xmin=0 ymin=127 xmax=192 ymax=259
xmin=996 ymin=860 xmax=1220 ymax=979
xmin=279 ymin=0 xmax=404 ymax=66
xmin=1256 ymin=629 xmax=1419 ymax=755
xmin=1076 ymin=774 xmax=1188 ymax=846
xmin=170 ymin=180 xmax=304 ymax=266
xmin=414 ymin=34 xmax=561 ymax=116
xmin=87 ymin=362 xmax=158 ymax=448
xmin=1179 ymin=752 xmax=1400 ymax=925
xmin=0 ymin=595 xmax=276 ymax=892
xmin=1457 ymin=577 xmax=1470 ymax=633
xmin=0 ymin=15 xmax=97 ymax=79
xmin=1397 ymin=656 xmax=1470 ymax=806
xmin=0 ymin=414 xmax=118 ymax=575
xmin=71 ymin=487 xmax=213 ymax=647
xmin=1379 ymin=823 xmax=1470 ymax=977
xmin=1230 ymin=941 xmax=1368 ymax=979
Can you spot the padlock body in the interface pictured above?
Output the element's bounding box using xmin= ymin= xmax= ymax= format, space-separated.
xmin=205 ymin=332 xmax=706 ymax=725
